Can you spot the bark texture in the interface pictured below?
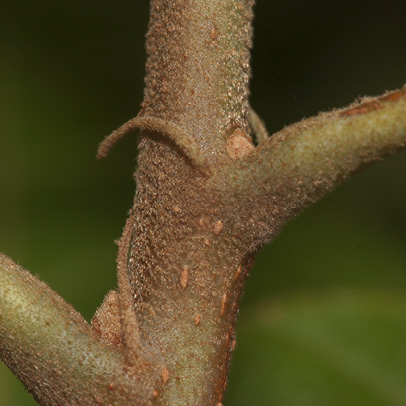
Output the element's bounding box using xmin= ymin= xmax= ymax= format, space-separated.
xmin=107 ymin=1 xmax=258 ymax=404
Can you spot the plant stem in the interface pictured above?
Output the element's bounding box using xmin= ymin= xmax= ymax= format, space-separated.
xmin=114 ymin=1 xmax=256 ymax=405
xmin=0 ymin=253 xmax=151 ymax=406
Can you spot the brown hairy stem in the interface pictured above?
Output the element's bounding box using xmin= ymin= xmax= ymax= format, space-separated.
xmin=112 ymin=1 xmax=257 ymax=404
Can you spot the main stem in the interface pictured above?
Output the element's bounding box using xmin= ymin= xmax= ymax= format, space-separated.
xmin=118 ymin=1 xmax=255 ymax=405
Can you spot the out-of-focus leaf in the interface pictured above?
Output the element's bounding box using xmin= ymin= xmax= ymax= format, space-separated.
xmin=0 ymin=363 xmax=36 ymax=406
xmin=227 ymin=290 xmax=406 ymax=406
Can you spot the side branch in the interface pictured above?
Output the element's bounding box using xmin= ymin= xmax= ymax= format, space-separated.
xmin=254 ymin=88 xmax=406 ymax=201
xmin=0 ymin=253 xmax=151 ymax=405
xmin=220 ymin=88 xmax=406 ymax=249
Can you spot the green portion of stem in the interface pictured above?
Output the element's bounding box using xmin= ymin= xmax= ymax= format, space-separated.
xmin=256 ymin=88 xmax=406 ymax=196
xmin=222 ymin=88 xmax=406 ymax=251
xmin=0 ymin=253 xmax=152 ymax=406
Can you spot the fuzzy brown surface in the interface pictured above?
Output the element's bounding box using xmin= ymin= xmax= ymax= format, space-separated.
xmin=122 ymin=133 xmax=257 ymax=405
xmin=140 ymin=0 xmax=255 ymax=163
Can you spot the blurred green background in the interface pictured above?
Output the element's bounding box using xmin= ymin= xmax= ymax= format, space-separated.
xmin=1 ymin=1 xmax=406 ymax=404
